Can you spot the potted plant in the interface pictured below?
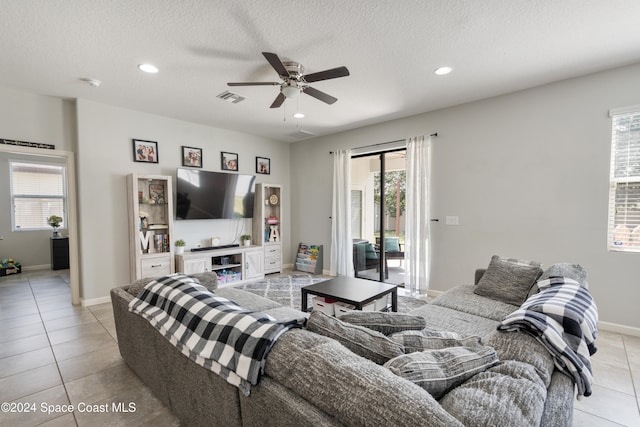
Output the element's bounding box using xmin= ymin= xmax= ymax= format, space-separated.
xmin=47 ymin=215 xmax=63 ymax=237
xmin=175 ymin=239 xmax=186 ymax=255
xmin=240 ymin=234 xmax=252 ymax=247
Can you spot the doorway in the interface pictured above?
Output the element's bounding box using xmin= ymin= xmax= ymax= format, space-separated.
xmin=0 ymin=144 xmax=80 ymax=304
xmin=351 ymin=149 xmax=406 ymax=285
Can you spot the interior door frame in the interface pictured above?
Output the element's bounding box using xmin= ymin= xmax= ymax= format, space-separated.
xmin=0 ymin=144 xmax=80 ymax=305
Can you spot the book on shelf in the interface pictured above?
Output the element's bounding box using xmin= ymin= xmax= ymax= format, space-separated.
xmin=153 ymin=233 xmax=170 ymax=253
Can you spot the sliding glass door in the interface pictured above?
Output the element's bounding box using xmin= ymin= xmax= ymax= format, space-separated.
xmin=351 ymin=150 xmax=406 ymax=285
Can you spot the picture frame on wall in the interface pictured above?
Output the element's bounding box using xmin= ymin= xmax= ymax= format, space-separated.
xmin=182 ymin=146 xmax=202 ymax=168
xmin=256 ymin=156 xmax=270 ymax=174
xmin=132 ymin=139 xmax=158 ymax=163
xmin=221 ymin=152 xmax=238 ymax=171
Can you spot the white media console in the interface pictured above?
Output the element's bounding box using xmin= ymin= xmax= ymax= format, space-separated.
xmin=175 ymin=245 xmax=264 ymax=287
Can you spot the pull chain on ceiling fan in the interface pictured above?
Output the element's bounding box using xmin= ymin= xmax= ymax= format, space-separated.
xmin=228 ymin=52 xmax=350 ymax=108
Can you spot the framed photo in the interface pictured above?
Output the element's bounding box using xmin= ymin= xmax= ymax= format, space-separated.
xmin=256 ymin=156 xmax=271 ymax=174
xmin=149 ymin=184 xmax=165 ymax=203
xmin=182 ymin=146 xmax=202 ymax=168
xmin=132 ymin=139 xmax=158 ymax=163
xmin=221 ymin=152 xmax=238 ymax=171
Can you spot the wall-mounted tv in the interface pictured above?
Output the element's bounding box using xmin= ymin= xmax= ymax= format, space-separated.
xmin=176 ymin=168 xmax=256 ymax=220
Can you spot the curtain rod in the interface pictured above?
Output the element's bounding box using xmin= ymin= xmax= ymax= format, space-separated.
xmin=330 ymin=133 xmax=437 ymax=154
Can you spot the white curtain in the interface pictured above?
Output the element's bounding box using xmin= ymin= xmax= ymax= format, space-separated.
xmin=330 ymin=149 xmax=353 ymax=276
xmin=405 ymin=136 xmax=431 ymax=294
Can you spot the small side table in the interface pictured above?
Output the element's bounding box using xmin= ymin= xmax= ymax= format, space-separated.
xmin=51 ymin=237 xmax=69 ymax=270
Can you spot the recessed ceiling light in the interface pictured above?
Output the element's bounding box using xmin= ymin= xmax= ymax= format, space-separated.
xmin=293 ymin=112 xmax=305 ymax=119
xmin=138 ymin=63 xmax=159 ymax=74
xmin=434 ymin=66 xmax=452 ymax=76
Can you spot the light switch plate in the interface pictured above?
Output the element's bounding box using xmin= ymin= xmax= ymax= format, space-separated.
xmin=445 ymin=216 xmax=459 ymax=225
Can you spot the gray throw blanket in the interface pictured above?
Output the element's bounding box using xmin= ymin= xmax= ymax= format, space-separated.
xmin=129 ymin=273 xmax=304 ymax=395
xmin=498 ymin=276 xmax=598 ymax=398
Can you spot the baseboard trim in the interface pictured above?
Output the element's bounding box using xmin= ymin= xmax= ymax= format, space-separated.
xmin=598 ymin=321 xmax=640 ymax=337
xmin=81 ymin=296 xmax=111 ymax=307
xmin=20 ymin=264 xmax=51 ymax=271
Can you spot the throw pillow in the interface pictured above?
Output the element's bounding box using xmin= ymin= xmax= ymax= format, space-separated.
xmin=389 ymin=329 xmax=482 ymax=353
xmin=337 ymin=311 xmax=426 ymax=335
xmin=384 ymin=345 xmax=499 ymax=400
xmin=384 ymin=237 xmax=401 ymax=252
xmin=306 ymin=311 xmax=404 ymax=364
xmin=474 ymin=255 xmax=543 ymax=306
xmin=538 ymin=263 xmax=587 ymax=284
xmin=364 ymin=243 xmax=378 ymax=260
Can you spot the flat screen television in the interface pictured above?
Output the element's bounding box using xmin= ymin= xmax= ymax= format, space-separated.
xmin=176 ymin=168 xmax=256 ymax=220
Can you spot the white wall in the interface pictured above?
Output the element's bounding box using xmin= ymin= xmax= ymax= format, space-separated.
xmin=291 ymin=62 xmax=640 ymax=330
xmin=0 ymin=88 xmax=76 ymax=268
xmin=75 ymin=99 xmax=290 ymax=300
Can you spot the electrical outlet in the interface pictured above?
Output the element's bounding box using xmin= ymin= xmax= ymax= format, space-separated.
xmin=445 ymin=216 xmax=459 ymax=225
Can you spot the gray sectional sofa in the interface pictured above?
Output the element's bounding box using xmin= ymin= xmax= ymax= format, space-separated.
xmin=111 ymin=268 xmax=576 ymax=427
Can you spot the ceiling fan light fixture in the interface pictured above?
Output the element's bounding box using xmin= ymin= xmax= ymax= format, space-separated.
xmin=138 ymin=63 xmax=159 ymax=74
xmin=434 ymin=66 xmax=452 ymax=76
xmin=281 ymin=84 xmax=300 ymax=98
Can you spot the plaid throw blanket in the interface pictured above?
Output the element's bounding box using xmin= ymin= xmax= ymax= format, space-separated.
xmin=498 ymin=276 xmax=598 ymax=399
xmin=128 ymin=274 xmax=304 ymax=395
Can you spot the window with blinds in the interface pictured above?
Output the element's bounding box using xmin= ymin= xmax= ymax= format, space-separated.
xmin=608 ymin=106 xmax=640 ymax=252
xmin=10 ymin=161 xmax=66 ymax=231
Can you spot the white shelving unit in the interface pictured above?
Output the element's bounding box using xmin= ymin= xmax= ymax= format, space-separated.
xmin=253 ymin=183 xmax=283 ymax=274
xmin=126 ymin=174 xmax=175 ymax=282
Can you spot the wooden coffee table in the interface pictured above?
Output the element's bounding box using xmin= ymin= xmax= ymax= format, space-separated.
xmin=301 ymin=276 xmax=398 ymax=312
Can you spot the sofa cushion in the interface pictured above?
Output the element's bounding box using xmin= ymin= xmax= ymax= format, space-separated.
xmin=389 ymin=329 xmax=482 ymax=353
xmin=439 ymin=360 xmax=547 ymax=427
xmin=306 ymin=311 xmax=404 ymax=364
xmin=384 ymin=345 xmax=499 ymax=400
xmin=337 ymin=311 xmax=426 ymax=335
xmin=432 ymin=285 xmax=519 ymax=321
xmin=265 ymin=329 xmax=463 ymax=427
xmin=474 ymin=255 xmax=543 ymax=306
xmin=214 ymin=287 xmax=281 ymax=312
xmin=409 ymin=304 xmax=501 ymax=338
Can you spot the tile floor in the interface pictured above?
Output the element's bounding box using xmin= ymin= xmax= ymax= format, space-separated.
xmin=1 ymin=269 xmax=639 ymax=426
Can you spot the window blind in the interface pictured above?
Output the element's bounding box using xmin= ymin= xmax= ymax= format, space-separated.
xmin=608 ymin=109 xmax=640 ymax=252
xmin=10 ymin=161 xmax=66 ymax=230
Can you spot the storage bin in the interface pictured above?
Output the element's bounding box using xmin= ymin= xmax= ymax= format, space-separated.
xmin=334 ymin=302 xmax=356 ymax=316
xmin=375 ymin=296 xmax=389 ymax=311
xmin=312 ymin=297 xmax=335 ymax=316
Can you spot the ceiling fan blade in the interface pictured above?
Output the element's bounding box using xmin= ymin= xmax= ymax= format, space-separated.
xmin=269 ymin=92 xmax=286 ymax=108
xmin=303 ymin=86 xmax=338 ymax=104
xmin=262 ymin=52 xmax=289 ymax=77
xmin=303 ymin=66 xmax=350 ymax=83
xmin=227 ymin=82 xmax=280 ymax=86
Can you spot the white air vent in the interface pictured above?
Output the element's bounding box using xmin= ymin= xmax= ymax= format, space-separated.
xmin=288 ymin=129 xmax=316 ymax=139
xmin=216 ymin=91 xmax=245 ymax=103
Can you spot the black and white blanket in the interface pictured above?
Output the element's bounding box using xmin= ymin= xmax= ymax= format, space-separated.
xmin=498 ymin=276 xmax=598 ymax=398
xmin=128 ymin=274 xmax=304 ymax=395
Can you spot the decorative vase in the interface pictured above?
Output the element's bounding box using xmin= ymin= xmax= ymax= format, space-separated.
xmin=52 ymin=228 xmax=60 ymax=238
xmin=243 ymin=240 xmax=251 ymax=247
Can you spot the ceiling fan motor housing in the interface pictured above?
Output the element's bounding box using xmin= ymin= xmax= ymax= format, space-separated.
xmin=282 ymin=61 xmax=305 ymax=80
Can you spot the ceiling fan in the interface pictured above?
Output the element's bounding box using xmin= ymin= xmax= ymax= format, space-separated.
xmin=227 ymin=52 xmax=350 ymax=108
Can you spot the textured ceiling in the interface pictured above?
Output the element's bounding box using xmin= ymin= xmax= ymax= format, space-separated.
xmin=2 ymin=0 xmax=640 ymax=142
